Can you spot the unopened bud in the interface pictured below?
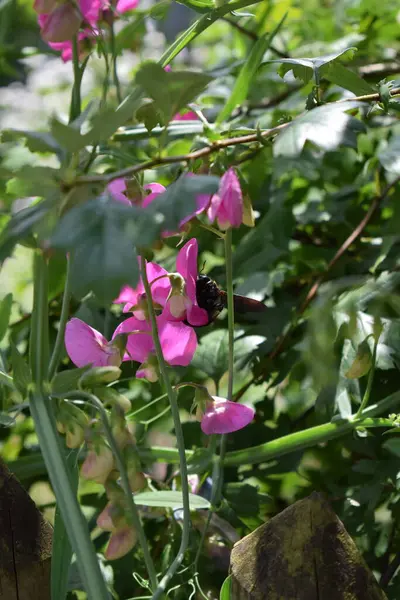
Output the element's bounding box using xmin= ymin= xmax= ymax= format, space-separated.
xmin=79 ymin=366 xmax=122 ymax=388
xmin=105 ymin=526 xmax=137 ymax=560
xmin=81 ymin=443 xmax=114 ymax=484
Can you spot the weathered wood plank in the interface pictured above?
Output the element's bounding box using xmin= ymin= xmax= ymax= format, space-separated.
xmin=0 ymin=458 xmax=52 ymax=600
xmin=230 ymin=491 xmax=387 ymax=600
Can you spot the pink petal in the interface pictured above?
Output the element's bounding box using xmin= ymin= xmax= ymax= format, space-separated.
xmin=116 ymin=0 xmax=139 ymax=13
xmin=176 ymin=239 xmax=208 ymax=326
xmin=173 ymin=111 xmax=198 ymax=121
xmin=40 ymin=4 xmax=82 ymax=42
xmin=142 ymin=183 xmax=167 ymax=208
xmin=207 ymin=193 xmax=223 ymax=224
xmin=80 ymin=0 xmax=101 ymax=24
xmin=114 ymin=262 xmax=171 ymax=313
xmin=201 ymin=398 xmax=255 ymax=435
xmin=65 ymin=318 xmax=119 ymax=367
xmin=112 ymin=317 xmax=153 ymax=364
xmin=107 ymin=178 xmax=130 ymax=205
xmin=105 ymin=527 xmax=137 ymax=560
xmin=158 ymin=319 xmax=197 ymax=366
xmin=219 ymin=168 xmax=243 ymax=228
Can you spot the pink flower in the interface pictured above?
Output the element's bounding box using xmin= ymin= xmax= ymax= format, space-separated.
xmin=114 ymin=261 xmax=171 ymax=317
xmin=207 ymin=168 xmax=243 ymax=230
xmin=107 ymin=178 xmax=166 ymax=207
xmin=107 ymin=178 xmax=130 ymax=205
xmin=39 ymin=4 xmax=82 ymax=43
xmin=172 ymin=110 xmax=198 ymax=121
xmin=164 ymin=238 xmax=208 ymax=326
xmin=65 ymin=318 xmax=122 ymax=368
xmin=112 ymin=314 xmax=197 ymax=380
xmin=46 ymin=30 xmax=94 ymax=62
xmin=81 ymin=443 xmax=115 ymax=484
xmin=200 ymin=397 xmax=255 ymax=435
xmin=115 ymin=0 xmax=139 ymax=13
xmin=105 ymin=526 xmax=137 ymax=560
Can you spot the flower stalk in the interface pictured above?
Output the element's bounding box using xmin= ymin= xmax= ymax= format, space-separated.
xmin=140 ymin=257 xmax=191 ymax=599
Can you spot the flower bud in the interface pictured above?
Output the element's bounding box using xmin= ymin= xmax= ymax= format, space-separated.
xmin=81 ymin=443 xmax=114 ymax=484
xmin=56 ymin=401 xmax=88 ymax=449
xmin=105 ymin=526 xmax=137 ymax=560
xmin=124 ymin=444 xmax=146 ymax=492
xmin=97 ymin=501 xmax=127 ymax=532
xmin=40 ymin=4 xmax=82 ymax=43
xmin=93 ymin=386 xmax=131 ymax=414
xmin=79 ymin=366 xmax=122 ymax=388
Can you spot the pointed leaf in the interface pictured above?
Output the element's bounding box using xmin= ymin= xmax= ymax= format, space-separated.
xmin=133 ymin=490 xmax=210 ymax=509
xmin=274 ymin=102 xmax=365 ymax=157
xmin=0 ymin=293 xmax=13 ymax=344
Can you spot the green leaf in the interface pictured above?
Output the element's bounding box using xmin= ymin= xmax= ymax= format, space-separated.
xmin=274 ymin=102 xmax=365 ymax=157
xmin=0 ymin=293 xmax=12 ymax=343
xmin=11 ymin=341 xmax=32 ymax=396
xmin=50 ymin=118 xmax=87 ymax=153
xmin=0 ymin=200 xmax=53 ymax=261
xmin=266 ymin=47 xmax=357 ymax=84
xmin=2 ymin=129 xmax=62 ymax=154
xmin=345 ymin=339 xmax=373 ymax=379
xmin=220 ymin=575 xmax=232 ymax=600
xmin=382 ymin=437 xmax=400 ymax=458
xmin=133 ymin=490 xmax=210 ymax=509
xmin=135 ymin=62 xmax=213 ymax=122
xmin=51 ymin=366 xmax=91 ymax=394
xmin=322 ymin=63 xmax=375 ymax=96
xmin=379 ymin=135 xmax=400 ymax=174
xmin=192 ymin=329 xmax=229 ymax=382
xmin=51 ymin=449 xmax=79 ymax=600
xmin=0 ymin=412 xmax=15 ymax=426
xmin=217 ymin=13 xmax=287 ymax=123
xmin=149 ymin=174 xmax=219 ymax=231
xmin=0 ymin=370 xmax=15 ymax=390
xmin=177 ymin=0 xmax=214 ymax=12
xmin=51 ymin=197 xmax=151 ymax=305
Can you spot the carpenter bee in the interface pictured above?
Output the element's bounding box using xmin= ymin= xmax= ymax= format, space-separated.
xmin=196 ymin=274 xmax=267 ymax=325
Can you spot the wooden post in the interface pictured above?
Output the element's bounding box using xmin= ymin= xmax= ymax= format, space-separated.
xmin=0 ymin=458 xmax=52 ymax=600
xmin=229 ymin=491 xmax=387 ymax=600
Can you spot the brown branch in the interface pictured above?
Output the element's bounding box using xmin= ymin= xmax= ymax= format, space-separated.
xmin=234 ymin=174 xmax=400 ymax=401
xmin=75 ymin=88 xmax=400 ymax=187
xmin=271 ymin=174 xmax=400 ymax=360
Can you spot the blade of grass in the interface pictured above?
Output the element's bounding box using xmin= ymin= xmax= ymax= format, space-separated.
xmin=159 ymin=0 xmax=266 ymax=67
xmin=51 ymin=450 xmax=79 ymax=600
xmin=217 ymin=13 xmax=287 ymax=123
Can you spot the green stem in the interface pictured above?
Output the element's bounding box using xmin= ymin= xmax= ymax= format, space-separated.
xmin=70 ymin=35 xmax=81 ymax=122
xmin=140 ymin=258 xmax=190 ymax=600
xmin=29 ymin=252 xmax=49 ymax=384
xmin=109 ymin=19 xmax=122 ymax=104
xmin=356 ymin=336 xmax=378 ymax=418
xmin=48 ymin=257 xmax=72 ymax=380
xmin=225 ymin=228 xmax=234 ymax=402
xmin=28 ymin=253 xmax=110 ymax=600
xmin=194 ymin=228 xmax=235 ymax=577
xmin=71 ymin=391 xmax=158 ymax=591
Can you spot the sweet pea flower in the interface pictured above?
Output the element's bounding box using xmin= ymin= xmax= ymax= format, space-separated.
xmin=164 ymin=238 xmax=209 ymax=326
xmin=112 ymin=314 xmax=197 ymax=381
xmin=114 ymin=261 xmax=171 ymax=318
xmin=107 ymin=178 xmax=166 ymax=208
xmin=39 ymin=4 xmax=82 ymax=42
xmin=105 ymin=526 xmax=137 ymax=560
xmin=65 ymin=317 xmax=123 ymax=368
xmin=81 ymin=443 xmax=115 ymax=484
xmin=200 ymin=397 xmax=255 ymax=435
xmin=208 ymin=168 xmax=243 ymax=230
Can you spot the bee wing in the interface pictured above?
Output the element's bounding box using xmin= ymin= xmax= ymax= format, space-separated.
xmin=219 ymin=291 xmax=267 ymax=314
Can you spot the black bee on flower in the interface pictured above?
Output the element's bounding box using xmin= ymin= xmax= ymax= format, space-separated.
xmin=195 ymin=274 xmax=267 ymax=326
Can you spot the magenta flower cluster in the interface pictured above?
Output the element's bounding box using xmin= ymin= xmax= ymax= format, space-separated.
xmin=35 ymin=0 xmax=139 ymax=62
xmin=65 ymin=239 xmax=254 ymax=434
